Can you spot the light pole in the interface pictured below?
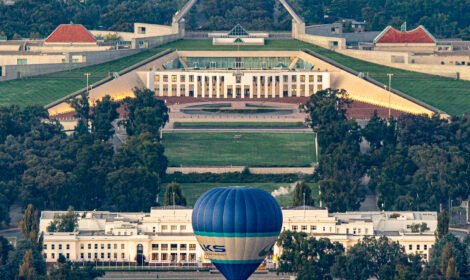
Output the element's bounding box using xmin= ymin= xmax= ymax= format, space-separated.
xmin=387 ymin=73 xmax=393 ymax=118
xmin=84 ymin=73 xmax=91 ymax=93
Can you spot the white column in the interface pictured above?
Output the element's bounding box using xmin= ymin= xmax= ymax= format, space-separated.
xmin=280 ymin=75 xmax=284 ymax=98
xmin=288 ymin=75 xmax=292 ymax=97
xmin=271 ymin=75 xmax=276 ymax=98
xmin=176 ymin=75 xmax=181 ymax=97
xmin=157 ymin=75 xmax=162 ymax=96
xmin=216 ymin=76 xmax=220 ymax=98
xmin=185 ymin=74 xmax=189 ymax=97
xmin=264 ymin=75 xmax=268 ymax=98
xmin=250 ymin=77 xmax=254 ymax=99
xmin=201 ymin=75 xmax=206 ymax=98
xmin=224 ymin=84 xmax=228 ymax=98
xmin=209 ymin=75 xmax=214 ymax=98
xmin=256 ymin=76 xmax=261 ymax=98
xmin=297 ymin=74 xmax=301 ymax=97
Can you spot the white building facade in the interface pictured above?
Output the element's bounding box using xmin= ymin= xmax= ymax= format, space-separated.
xmin=39 ymin=207 xmax=437 ymax=266
xmin=146 ymin=70 xmax=330 ymax=99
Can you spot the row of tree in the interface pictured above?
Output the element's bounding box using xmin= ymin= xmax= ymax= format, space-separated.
xmin=303 ymin=89 xmax=470 ymax=212
xmin=0 ymin=88 xmax=169 ymax=227
xmin=0 ymin=0 xmax=469 ymax=39
xmin=0 ymin=204 xmax=102 ymax=279
xmin=277 ymin=230 xmax=470 ymax=280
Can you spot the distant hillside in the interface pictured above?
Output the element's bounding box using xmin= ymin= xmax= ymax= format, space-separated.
xmin=0 ymin=0 xmax=469 ymax=39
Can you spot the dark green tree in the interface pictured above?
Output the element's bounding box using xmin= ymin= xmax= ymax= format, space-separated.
xmin=292 ymin=181 xmax=314 ymax=207
xmin=18 ymin=249 xmax=36 ymax=280
xmin=19 ymin=204 xmax=39 ymax=245
xmin=0 ymin=236 xmax=13 ymax=265
xmin=163 ymin=182 xmax=187 ymax=206
xmin=46 ymin=261 xmax=103 ymax=280
xmin=46 ymin=206 xmax=78 ymax=233
xmin=91 ymin=95 xmax=119 ymax=141
xmin=331 ymin=236 xmax=422 ymax=280
xmin=67 ymin=92 xmax=90 ymax=136
xmin=436 ymin=210 xmax=450 ymax=240
xmin=277 ymin=231 xmax=344 ymax=279
xmin=122 ymin=88 xmax=169 ymax=138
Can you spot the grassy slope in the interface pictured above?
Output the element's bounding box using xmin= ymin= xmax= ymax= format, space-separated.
xmin=0 ymin=39 xmax=468 ymax=115
xmin=163 ymin=132 xmax=316 ymax=167
xmin=161 ymin=182 xmax=319 ymax=207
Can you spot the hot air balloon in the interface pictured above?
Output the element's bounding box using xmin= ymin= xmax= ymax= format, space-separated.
xmin=192 ymin=186 xmax=283 ymax=280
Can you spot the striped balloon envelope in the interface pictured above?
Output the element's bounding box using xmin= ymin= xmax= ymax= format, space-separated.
xmin=192 ymin=186 xmax=283 ymax=280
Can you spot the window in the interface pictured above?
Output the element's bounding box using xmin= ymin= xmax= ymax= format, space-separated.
xmin=417 ymin=245 xmax=420 ymax=250
xmin=58 ymin=244 xmax=62 ymax=250
xmin=309 ymin=75 xmax=314 ymax=82
xmin=66 ymin=244 xmax=70 ymax=250
xmin=121 ymin=244 xmax=125 ymax=250
xmin=121 ymin=253 xmax=125 ymax=259
xmin=95 ymin=253 xmax=99 ymax=259
xmin=317 ymin=75 xmax=323 ymax=82
xmin=161 ymin=244 xmax=168 ymax=251
xmin=161 ymin=253 xmax=168 ymax=261
xmin=101 ymin=244 xmax=104 ymax=249
xmin=51 ymin=253 xmax=55 ymax=259
xmin=189 ymin=253 xmax=196 ymax=262
xmin=171 ymin=244 xmax=178 ymax=251
xmin=94 ymin=244 xmax=98 ymax=249
xmin=323 ymin=227 xmax=326 ymax=232
xmin=424 ymin=244 xmax=428 ymax=250
xmin=88 ymin=244 xmax=91 ymax=249
xmin=80 ymin=244 xmax=84 ymax=249
xmin=180 ymin=225 xmax=186 ymax=231
xmin=180 ymin=244 xmax=187 ymax=250
xmin=43 ymin=253 xmax=47 ymax=259
xmin=311 ymin=226 xmax=317 ymax=231
xmin=152 ymin=227 xmax=156 ymax=233
xmin=409 ymin=244 xmax=413 ymax=250
xmin=114 ymin=244 xmax=117 ymax=250
xmin=292 ymin=225 xmax=298 ymax=231
xmin=88 ymin=253 xmax=91 ymax=259
xmin=152 ymin=244 xmax=159 ymax=250
xmin=107 ymin=244 xmax=111 ymax=250
xmin=180 ymin=75 xmax=186 ymax=82
xmin=107 ymin=253 xmax=111 ymax=259
xmin=17 ymin=58 xmax=27 ymax=65
xmin=189 ymin=244 xmax=196 ymax=251
xmin=138 ymin=26 xmax=146 ymax=34
xmin=317 ymin=84 xmax=323 ymax=91
xmin=66 ymin=253 xmax=69 ymax=259
xmin=101 ymin=253 xmax=104 ymax=259
xmin=301 ymin=225 xmax=307 ymax=231
xmin=43 ymin=244 xmax=47 ymax=250
xmin=162 ymin=225 xmax=168 ymax=231
xmin=171 ymin=75 xmax=177 ymax=83
xmin=80 ymin=253 xmax=84 ymax=259
xmin=152 ymin=253 xmax=159 ymax=261
xmin=114 ymin=253 xmax=117 ymax=259
xmin=180 ymin=253 xmax=187 ymax=261
xmin=171 ymin=225 xmax=177 ymax=231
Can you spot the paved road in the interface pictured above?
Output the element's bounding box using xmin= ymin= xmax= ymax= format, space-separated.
xmin=98 ymin=271 xmax=291 ymax=280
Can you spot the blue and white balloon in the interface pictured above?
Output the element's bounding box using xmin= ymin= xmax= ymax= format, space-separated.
xmin=192 ymin=186 xmax=283 ymax=280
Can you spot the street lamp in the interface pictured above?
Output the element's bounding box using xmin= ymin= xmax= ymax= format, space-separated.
xmin=84 ymin=73 xmax=91 ymax=93
xmin=387 ymin=73 xmax=393 ymax=119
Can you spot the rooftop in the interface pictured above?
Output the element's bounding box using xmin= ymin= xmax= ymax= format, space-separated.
xmin=374 ymin=26 xmax=436 ymax=44
xmin=45 ymin=24 xmax=97 ymax=44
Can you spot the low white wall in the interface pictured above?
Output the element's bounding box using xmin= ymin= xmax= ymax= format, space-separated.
xmin=338 ymin=49 xmax=470 ymax=81
xmin=166 ymin=166 xmax=315 ymax=174
xmin=298 ymin=33 xmax=346 ymax=50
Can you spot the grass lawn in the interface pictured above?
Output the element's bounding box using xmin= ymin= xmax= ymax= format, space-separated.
xmin=160 ymin=182 xmax=319 ymax=207
xmin=173 ymin=122 xmax=305 ymax=129
xmin=1 ymin=39 xmax=469 ymax=115
xmin=163 ymin=131 xmax=316 ymax=167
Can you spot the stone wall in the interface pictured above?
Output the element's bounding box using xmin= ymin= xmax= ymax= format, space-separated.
xmin=0 ymin=49 xmax=141 ymax=82
xmin=338 ymin=49 xmax=470 ymax=81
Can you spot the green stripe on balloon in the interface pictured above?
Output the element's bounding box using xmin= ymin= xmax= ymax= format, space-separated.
xmin=211 ymin=259 xmax=263 ymax=264
xmin=194 ymin=231 xmax=279 ymax=237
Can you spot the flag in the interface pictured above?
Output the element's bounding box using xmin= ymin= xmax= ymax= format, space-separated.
xmin=400 ymin=22 xmax=407 ymax=32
